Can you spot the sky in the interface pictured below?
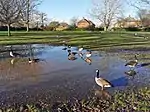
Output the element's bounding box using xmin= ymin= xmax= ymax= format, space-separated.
xmin=38 ymin=0 xmax=137 ymax=25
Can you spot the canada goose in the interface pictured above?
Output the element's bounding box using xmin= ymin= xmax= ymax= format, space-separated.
xmin=10 ymin=51 xmax=21 ymax=58
xmin=86 ymin=50 xmax=92 ymax=58
xmin=95 ymin=69 xmax=113 ymax=90
xmin=125 ymin=55 xmax=138 ymax=68
xmin=28 ymin=58 xmax=40 ymax=64
xmin=84 ymin=57 xmax=92 ymax=65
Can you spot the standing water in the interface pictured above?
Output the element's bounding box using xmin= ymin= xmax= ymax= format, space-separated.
xmin=0 ymin=44 xmax=150 ymax=106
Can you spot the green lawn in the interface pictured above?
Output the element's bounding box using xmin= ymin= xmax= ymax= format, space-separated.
xmin=0 ymin=31 xmax=150 ymax=50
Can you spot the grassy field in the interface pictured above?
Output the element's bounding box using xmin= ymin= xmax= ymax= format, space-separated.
xmin=0 ymin=31 xmax=150 ymax=50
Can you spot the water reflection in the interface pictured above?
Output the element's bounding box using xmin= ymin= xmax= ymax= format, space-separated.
xmin=94 ymin=89 xmax=111 ymax=99
xmin=124 ymin=70 xmax=137 ymax=79
xmin=111 ymin=77 xmax=128 ymax=87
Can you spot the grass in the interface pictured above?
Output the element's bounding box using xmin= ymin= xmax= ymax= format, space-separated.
xmin=1 ymin=87 xmax=149 ymax=111
xmin=0 ymin=31 xmax=150 ymax=51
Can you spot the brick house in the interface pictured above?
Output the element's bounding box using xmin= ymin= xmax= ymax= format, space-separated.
xmin=114 ymin=16 xmax=142 ymax=28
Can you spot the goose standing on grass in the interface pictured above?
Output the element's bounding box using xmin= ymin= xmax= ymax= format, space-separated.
xmin=10 ymin=50 xmax=21 ymax=58
xmin=95 ymin=69 xmax=113 ymax=90
xmin=125 ymin=55 xmax=138 ymax=68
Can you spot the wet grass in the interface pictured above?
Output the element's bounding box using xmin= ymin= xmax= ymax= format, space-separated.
xmin=1 ymin=87 xmax=149 ymax=112
xmin=0 ymin=31 xmax=150 ymax=51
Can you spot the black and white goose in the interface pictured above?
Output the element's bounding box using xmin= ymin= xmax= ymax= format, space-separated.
xmin=10 ymin=50 xmax=21 ymax=58
xmin=95 ymin=70 xmax=113 ymax=90
xmin=28 ymin=58 xmax=40 ymax=64
xmin=85 ymin=50 xmax=92 ymax=58
xmin=125 ymin=55 xmax=138 ymax=68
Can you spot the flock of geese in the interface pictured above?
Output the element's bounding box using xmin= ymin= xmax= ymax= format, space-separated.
xmin=8 ymin=45 xmax=142 ymax=91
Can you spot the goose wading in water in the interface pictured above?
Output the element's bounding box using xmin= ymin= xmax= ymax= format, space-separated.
xmin=28 ymin=58 xmax=40 ymax=64
xmin=95 ymin=69 xmax=113 ymax=90
xmin=86 ymin=50 xmax=92 ymax=58
xmin=10 ymin=50 xmax=21 ymax=58
xmin=125 ymin=55 xmax=138 ymax=68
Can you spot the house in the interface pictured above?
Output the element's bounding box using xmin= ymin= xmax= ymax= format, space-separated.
xmin=76 ymin=18 xmax=95 ymax=29
xmin=56 ymin=22 xmax=69 ymax=31
xmin=114 ymin=16 xmax=142 ymax=28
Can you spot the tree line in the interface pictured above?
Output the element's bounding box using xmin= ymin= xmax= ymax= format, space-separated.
xmin=0 ymin=0 xmax=150 ymax=36
xmin=0 ymin=0 xmax=47 ymax=36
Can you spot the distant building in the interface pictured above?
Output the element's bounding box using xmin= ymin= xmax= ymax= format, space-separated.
xmin=114 ymin=16 xmax=142 ymax=28
xmin=76 ymin=18 xmax=95 ymax=29
xmin=56 ymin=22 xmax=69 ymax=31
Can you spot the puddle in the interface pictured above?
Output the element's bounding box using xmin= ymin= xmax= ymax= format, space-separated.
xmin=0 ymin=44 xmax=150 ymax=105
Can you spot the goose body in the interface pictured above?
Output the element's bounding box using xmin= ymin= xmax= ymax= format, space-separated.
xmin=95 ymin=70 xmax=112 ymax=90
xmin=28 ymin=58 xmax=40 ymax=64
xmin=10 ymin=51 xmax=21 ymax=57
xmin=86 ymin=51 xmax=92 ymax=58
xmin=125 ymin=55 xmax=138 ymax=68
xmin=86 ymin=53 xmax=92 ymax=58
xmin=125 ymin=60 xmax=138 ymax=68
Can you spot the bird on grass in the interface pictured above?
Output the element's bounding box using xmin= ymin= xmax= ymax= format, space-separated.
xmin=95 ymin=69 xmax=113 ymax=90
xmin=125 ymin=55 xmax=138 ymax=68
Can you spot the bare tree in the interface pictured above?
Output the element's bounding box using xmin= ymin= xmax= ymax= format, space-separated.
xmin=70 ymin=17 xmax=78 ymax=27
xmin=127 ymin=0 xmax=150 ymax=10
xmin=0 ymin=0 xmax=26 ymax=36
xmin=90 ymin=0 xmax=123 ymax=31
xmin=137 ymin=9 xmax=150 ymax=27
xmin=21 ymin=0 xmax=42 ymax=32
xmin=40 ymin=12 xmax=47 ymax=27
